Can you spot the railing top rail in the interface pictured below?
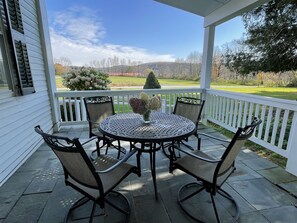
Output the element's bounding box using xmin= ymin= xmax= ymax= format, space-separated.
xmin=207 ymin=89 xmax=297 ymax=111
xmin=55 ymin=88 xmax=202 ymax=97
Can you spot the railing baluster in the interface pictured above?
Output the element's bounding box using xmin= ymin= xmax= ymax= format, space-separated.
xmin=222 ymin=97 xmax=226 ymax=123
xmin=74 ymin=97 xmax=81 ymax=121
xmin=264 ymin=106 xmax=273 ymax=142
xmin=68 ymin=97 xmax=74 ymax=121
xmin=228 ymin=99 xmax=234 ymax=126
xmin=271 ymin=108 xmax=281 ymax=145
xmin=242 ymin=101 xmax=248 ymax=127
xmin=232 ymin=100 xmax=238 ymax=128
xmin=237 ymin=101 xmax=243 ymax=128
xmin=278 ymin=109 xmax=289 ymax=148
xmin=248 ymin=102 xmax=254 ymax=124
xmin=258 ymin=105 xmax=266 ymax=139
xmin=225 ymin=97 xmax=230 ymax=125
xmin=81 ymin=97 xmax=86 ymax=121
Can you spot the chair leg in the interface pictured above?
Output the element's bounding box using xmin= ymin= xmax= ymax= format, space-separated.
xmin=96 ymin=140 xmax=100 ymax=157
xmin=64 ymin=196 xmax=90 ymax=223
xmin=179 ymin=183 xmax=205 ymax=203
xmin=89 ymin=201 xmax=97 ymax=223
xmin=117 ymin=140 xmax=121 ymax=159
xmin=104 ymin=191 xmax=131 ymax=223
xmin=197 ymin=136 xmax=201 ymax=150
xmin=177 ymin=183 xmax=239 ymax=223
xmin=210 ymin=193 xmax=221 ymax=223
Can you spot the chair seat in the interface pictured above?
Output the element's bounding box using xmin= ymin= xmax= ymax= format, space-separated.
xmin=91 ymin=129 xmax=117 ymax=143
xmin=91 ymin=128 xmax=104 ymax=137
xmin=174 ymin=150 xmax=234 ymax=186
xmin=67 ymin=155 xmax=134 ymax=199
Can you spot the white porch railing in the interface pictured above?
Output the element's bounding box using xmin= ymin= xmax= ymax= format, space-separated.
xmin=54 ymin=88 xmax=203 ymax=125
xmin=206 ymin=89 xmax=297 ymax=175
xmin=54 ymin=88 xmax=297 ymax=176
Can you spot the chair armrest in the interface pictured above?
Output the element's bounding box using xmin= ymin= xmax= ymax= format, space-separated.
xmin=95 ymin=149 xmax=137 ymax=174
xmin=173 ymin=146 xmax=221 ymax=163
xmin=198 ymin=132 xmax=230 ymax=143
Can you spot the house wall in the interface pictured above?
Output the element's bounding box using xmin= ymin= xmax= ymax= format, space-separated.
xmin=0 ymin=0 xmax=54 ymax=186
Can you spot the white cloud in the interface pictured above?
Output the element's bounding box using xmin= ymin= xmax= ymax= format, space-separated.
xmin=49 ymin=6 xmax=175 ymax=66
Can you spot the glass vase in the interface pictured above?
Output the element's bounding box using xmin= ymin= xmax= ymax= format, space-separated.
xmin=142 ymin=110 xmax=151 ymax=124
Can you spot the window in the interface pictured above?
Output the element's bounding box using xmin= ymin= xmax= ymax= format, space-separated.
xmin=0 ymin=0 xmax=35 ymax=95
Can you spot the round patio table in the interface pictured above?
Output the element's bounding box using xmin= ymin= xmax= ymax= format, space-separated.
xmin=99 ymin=111 xmax=196 ymax=199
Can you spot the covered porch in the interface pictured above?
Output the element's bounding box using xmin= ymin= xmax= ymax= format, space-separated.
xmin=1 ymin=0 xmax=297 ymax=222
xmin=1 ymin=124 xmax=297 ymax=222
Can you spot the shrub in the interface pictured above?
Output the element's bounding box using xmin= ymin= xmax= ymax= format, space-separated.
xmin=62 ymin=67 xmax=111 ymax=90
xmin=143 ymin=71 xmax=161 ymax=89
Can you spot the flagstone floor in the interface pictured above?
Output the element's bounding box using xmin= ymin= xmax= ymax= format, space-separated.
xmin=1 ymin=125 xmax=297 ymax=223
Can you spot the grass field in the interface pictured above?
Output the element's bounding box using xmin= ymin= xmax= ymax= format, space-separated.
xmin=55 ymin=75 xmax=297 ymax=100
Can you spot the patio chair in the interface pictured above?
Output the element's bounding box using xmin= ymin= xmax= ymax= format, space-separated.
xmin=35 ymin=125 xmax=139 ymax=223
xmin=83 ymin=96 xmax=125 ymax=159
xmin=162 ymin=97 xmax=205 ymax=158
xmin=169 ymin=117 xmax=261 ymax=222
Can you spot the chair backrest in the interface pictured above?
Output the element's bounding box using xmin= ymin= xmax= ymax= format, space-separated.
xmin=83 ymin=96 xmax=115 ymax=130
xmin=34 ymin=126 xmax=103 ymax=190
xmin=216 ymin=117 xmax=262 ymax=177
xmin=173 ymin=97 xmax=205 ymax=127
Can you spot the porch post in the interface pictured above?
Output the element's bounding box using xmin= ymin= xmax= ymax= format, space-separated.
xmin=36 ymin=0 xmax=60 ymax=132
xmin=200 ymin=25 xmax=215 ymax=89
xmin=200 ymin=25 xmax=215 ymax=124
xmin=285 ymin=111 xmax=297 ymax=176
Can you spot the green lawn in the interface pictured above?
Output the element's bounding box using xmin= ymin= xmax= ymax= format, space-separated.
xmin=55 ymin=75 xmax=297 ymax=100
xmin=212 ymin=85 xmax=297 ymax=100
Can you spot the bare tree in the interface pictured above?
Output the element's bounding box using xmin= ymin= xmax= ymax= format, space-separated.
xmin=212 ymin=46 xmax=223 ymax=79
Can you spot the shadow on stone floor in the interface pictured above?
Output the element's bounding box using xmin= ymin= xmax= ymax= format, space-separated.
xmin=1 ymin=125 xmax=297 ymax=223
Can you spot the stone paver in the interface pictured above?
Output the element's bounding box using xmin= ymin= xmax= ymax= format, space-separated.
xmin=261 ymin=205 xmax=297 ymax=223
xmin=0 ymin=125 xmax=296 ymax=223
xmin=227 ymin=161 xmax=263 ymax=182
xmin=229 ymin=178 xmax=297 ymax=210
xmin=278 ymin=180 xmax=297 ymax=197
xmin=238 ymin=212 xmax=270 ymax=223
xmin=242 ymin=157 xmax=278 ymax=171
xmin=258 ymin=166 xmax=297 ymax=184
xmin=4 ymin=193 xmax=50 ymax=223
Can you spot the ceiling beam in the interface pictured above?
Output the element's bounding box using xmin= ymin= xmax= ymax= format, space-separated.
xmin=204 ymin=0 xmax=269 ymax=27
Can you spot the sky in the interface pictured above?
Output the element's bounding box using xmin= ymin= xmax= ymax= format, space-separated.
xmin=45 ymin=0 xmax=246 ymax=66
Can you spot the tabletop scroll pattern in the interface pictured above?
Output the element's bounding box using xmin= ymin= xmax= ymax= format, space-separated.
xmin=100 ymin=112 xmax=196 ymax=142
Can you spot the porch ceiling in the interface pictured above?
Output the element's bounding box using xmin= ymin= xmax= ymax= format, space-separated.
xmin=155 ymin=0 xmax=269 ymax=26
xmin=155 ymin=0 xmax=232 ymax=17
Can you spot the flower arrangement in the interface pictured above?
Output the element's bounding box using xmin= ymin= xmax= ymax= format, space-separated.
xmin=129 ymin=92 xmax=161 ymax=122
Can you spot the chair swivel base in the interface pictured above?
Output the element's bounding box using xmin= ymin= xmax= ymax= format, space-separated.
xmin=177 ymin=182 xmax=239 ymax=223
xmin=65 ymin=191 xmax=131 ymax=223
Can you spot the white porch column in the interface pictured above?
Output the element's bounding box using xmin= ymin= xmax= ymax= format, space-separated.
xmin=200 ymin=25 xmax=215 ymax=89
xmin=37 ymin=0 xmax=60 ymax=132
xmin=200 ymin=26 xmax=215 ymax=124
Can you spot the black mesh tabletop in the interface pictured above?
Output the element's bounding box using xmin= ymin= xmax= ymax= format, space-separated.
xmin=99 ymin=112 xmax=196 ymax=143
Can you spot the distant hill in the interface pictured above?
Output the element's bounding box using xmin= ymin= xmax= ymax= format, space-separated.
xmin=102 ymin=62 xmax=201 ymax=80
xmin=69 ymin=61 xmax=201 ymax=80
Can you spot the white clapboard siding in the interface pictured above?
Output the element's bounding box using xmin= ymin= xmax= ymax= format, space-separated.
xmin=0 ymin=0 xmax=53 ymax=186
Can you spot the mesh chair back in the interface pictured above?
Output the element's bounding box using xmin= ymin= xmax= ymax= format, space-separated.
xmin=84 ymin=96 xmax=115 ymax=130
xmin=173 ymin=97 xmax=205 ymax=126
xmin=217 ymin=118 xmax=262 ymax=176
xmin=35 ymin=126 xmax=101 ymax=189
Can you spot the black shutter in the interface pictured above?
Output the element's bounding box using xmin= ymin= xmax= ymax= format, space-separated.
xmin=7 ymin=0 xmax=23 ymax=33
xmin=14 ymin=40 xmax=33 ymax=92
xmin=1 ymin=0 xmax=34 ymax=95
